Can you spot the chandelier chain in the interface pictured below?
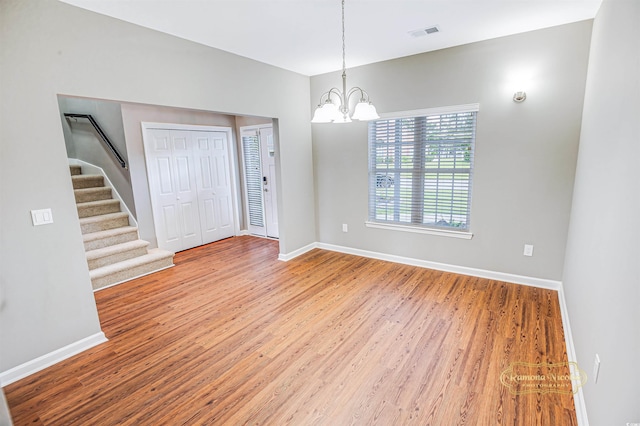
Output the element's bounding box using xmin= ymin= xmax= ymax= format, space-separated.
xmin=341 ymin=0 xmax=346 ymax=74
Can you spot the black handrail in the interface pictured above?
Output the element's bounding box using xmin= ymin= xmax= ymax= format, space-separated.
xmin=64 ymin=113 xmax=127 ymax=169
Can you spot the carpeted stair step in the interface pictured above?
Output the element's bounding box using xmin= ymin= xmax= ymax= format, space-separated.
xmin=83 ymin=226 xmax=139 ymax=251
xmin=89 ymin=248 xmax=175 ymax=290
xmin=69 ymin=162 xmax=175 ymax=291
xmin=72 ymin=174 xmax=104 ymax=189
xmin=80 ymin=212 xmax=129 ymax=234
xmin=77 ymin=199 xmax=121 ymax=218
xmin=86 ymin=239 xmax=150 ymax=270
xmin=74 ymin=186 xmax=112 ymax=203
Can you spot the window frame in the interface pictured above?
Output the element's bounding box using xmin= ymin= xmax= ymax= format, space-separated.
xmin=366 ymin=103 xmax=479 ymax=239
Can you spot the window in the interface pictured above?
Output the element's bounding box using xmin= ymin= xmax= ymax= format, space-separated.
xmin=367 ymin=104 xmax=478 ymax=237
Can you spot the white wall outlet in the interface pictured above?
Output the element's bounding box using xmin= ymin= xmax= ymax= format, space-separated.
xmin=593 ymin=354 xmax=601 ymax=384
xmin=342 ymin=223 xmax=348 ymax=233
xmin=31 ymin=208 xmax=53 ymax=226
xmin=523 ymin=244 xmax=534 ymax=256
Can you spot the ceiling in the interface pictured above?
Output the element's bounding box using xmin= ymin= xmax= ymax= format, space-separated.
xmin=59 ymin=0 xmax=602 ymax=76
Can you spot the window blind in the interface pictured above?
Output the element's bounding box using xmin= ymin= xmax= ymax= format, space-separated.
xmin=368 ymin=109 xmax=477 ymax=231
xmin=242 ymin=134 xmax=264 ymax=228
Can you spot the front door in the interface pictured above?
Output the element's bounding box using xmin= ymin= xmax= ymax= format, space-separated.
xmin=241 ymin=125 xmax=279 ymax=238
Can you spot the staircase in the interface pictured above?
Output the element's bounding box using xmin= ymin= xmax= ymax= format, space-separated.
xmin=70 ymin=164 xmax=174 ymax=290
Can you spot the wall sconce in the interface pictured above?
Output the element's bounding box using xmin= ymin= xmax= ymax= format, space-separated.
xmin=513 ymin=91 xmax=527 ymax=103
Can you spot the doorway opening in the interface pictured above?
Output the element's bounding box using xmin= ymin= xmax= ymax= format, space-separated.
xmin=241 ymin=124 xmax=279 ymax=239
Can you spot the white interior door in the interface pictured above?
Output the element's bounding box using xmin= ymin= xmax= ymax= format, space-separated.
xmin=193 ymin=131 xmax=235 ymax=244
xmin=146 ymin=129 xmax=202 ymax=253
xmin=241 ymin=125 xmax=278 ymax=238
xmin=145 ymin=127 xmax=236 ymax=252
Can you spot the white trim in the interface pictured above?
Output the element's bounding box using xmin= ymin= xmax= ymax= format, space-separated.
xmin=379 ymin=103 xmax=480 ymax=120
xmin=0 ymin=332 xmax=107 ymax=386
xmin=68 ymin=159 xmax=138 ymax=228
xmin=557 ymin=287 xmax=590 ymax=426
xmin=141 ymin=122 xmax=233 ymax=133
xmin=278 ymin=242 xmax=317 ymax=261
xmin=317 ymin=243 xmax=561 ymax=290
xmin=365 ymin=221 xmax=473 ymax=239
xmin=278 ymin=241 xmax=560 ymax=290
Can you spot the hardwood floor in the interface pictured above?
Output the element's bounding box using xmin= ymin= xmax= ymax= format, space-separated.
xmin=5 ymin=236 xmax=577 ymax=425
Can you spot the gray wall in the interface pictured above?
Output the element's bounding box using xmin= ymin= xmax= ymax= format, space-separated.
xmin=58 ymin=96 xmax=135 ymax=215
xmin=562 ymin=0 xmax=640 ymax=424
xmin=0 ymin=0 xmax=314 ymax=375
xmin=311 ymin=22 xmax=592 ymax=281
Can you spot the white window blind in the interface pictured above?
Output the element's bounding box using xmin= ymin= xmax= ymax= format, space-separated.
xmin=368 ymin=107 xmax=477 ymax=232
xmin=242 ymin=133 xmax=264 ymax=228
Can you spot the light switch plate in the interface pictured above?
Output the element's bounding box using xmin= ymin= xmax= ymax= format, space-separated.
xmin=523 ymin=244 xmax=534 ymax=256
xmin=31 ymin=208 xmax=53 ymax=226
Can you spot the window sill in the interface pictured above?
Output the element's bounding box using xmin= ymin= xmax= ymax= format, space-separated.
xmin=365 ymin=221 xmax=473 ymax=240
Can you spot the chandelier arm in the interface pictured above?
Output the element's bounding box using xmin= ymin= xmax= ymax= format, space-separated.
xmin=346 ymin=87 xmax=371 ymax=103
xmin=317 ymin=87 xmax=344 ymax=106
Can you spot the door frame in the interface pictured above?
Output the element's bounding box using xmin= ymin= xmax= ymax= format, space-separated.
xmin=239 ymin=123 xmax=279 ymax=238
xmin=141 ymin=122 xmax=241 ymax=247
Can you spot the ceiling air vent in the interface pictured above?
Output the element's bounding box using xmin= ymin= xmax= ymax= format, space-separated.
xmin=408 ymin=26 xmax=440 ymax=38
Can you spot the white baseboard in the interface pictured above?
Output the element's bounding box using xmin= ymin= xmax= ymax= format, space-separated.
xmin=557 ymin=287 xmax=590 ymax=426
xmin=278 ymin=242 xmax=317 ymax=261
xmin=0 ymin=332 xmax=108 ymax=387
xmin=315 ymin=242 xmax=562 ymax=290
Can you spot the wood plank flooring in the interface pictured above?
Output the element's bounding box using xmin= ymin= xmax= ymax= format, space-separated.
xmin=4 ymin=236 xmax=577 ymax=425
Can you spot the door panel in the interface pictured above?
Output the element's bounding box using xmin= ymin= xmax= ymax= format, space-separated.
xmin=265 ymin=162 xmax=278 ymax=237
xmin=161 ymin=205 xmax=179 ymax=243
xmin=146 ymin=128 xmax=235 ymax=251
xmin=259 ymin=127 xmax=279 ymax=238
xmin=147 ymin=129 xmax=182 ymax=252
xmin=171 ymin=131 xmax=202 ymax=248
xmin=192 ymin=131 xmax=235 ymax=244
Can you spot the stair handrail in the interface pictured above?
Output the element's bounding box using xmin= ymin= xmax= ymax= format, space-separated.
xmin=64 ymin=113 xmax=127 ymax=169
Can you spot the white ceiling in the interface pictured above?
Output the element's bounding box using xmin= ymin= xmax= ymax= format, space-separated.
xmin=59 ymin=0 xmax=602 ymax=76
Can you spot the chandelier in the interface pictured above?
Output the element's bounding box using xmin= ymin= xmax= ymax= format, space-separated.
xmin=311 ymin=0 xmax=379 ymax=124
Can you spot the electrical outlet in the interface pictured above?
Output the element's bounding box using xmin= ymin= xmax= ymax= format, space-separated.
xmin=342 ymin=224 xmax=348 ymax=233
xmin=593 ymin=354 xmax=600 ymax=384
xmin=523 ymin=244 xmax=534 ymax=256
